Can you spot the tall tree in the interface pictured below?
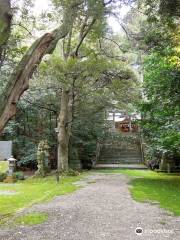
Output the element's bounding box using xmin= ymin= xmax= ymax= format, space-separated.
xmin=0 ymin=0 xmax=12 ymax=65
xmin=56 ymin=0 xmax=106 ymax=171
xmin=136 ymin=1 xmax=180 ymax=167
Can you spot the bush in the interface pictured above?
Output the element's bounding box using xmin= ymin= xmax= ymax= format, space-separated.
xmin=13 ymin=171 xmax=25 ymax=180
xmin=0 ymin=172 xmax=7 ymax=182
xmin=60 ymin=169 xmax=81 ymax=176
xmin=67 ymin=169 xmax=81 ymax=176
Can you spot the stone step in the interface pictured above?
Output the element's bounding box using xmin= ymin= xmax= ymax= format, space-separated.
xmin=100 ymin=149 xmax=141 ymax=153
xmin=101 ymin=150 xmax=141 ymax=154
xmin=98 ymin=156 xmax=142 ymax=160
xmin=100 ymin=154 xmax=141 ymax=157
xmin=101 ymin=147 xmax=140 ymax=150
xmin=98 ymin=158 xmax=141 ymax=162
xmin=97 ymin=161 xmax=141 ymax=164
xmin=100 ymin=156 xmax=141 ymax=158
xmin=99 ymin=155 xmax=141 ymax=158
xmin=98 ymin=139 xmax=142 ymax=165
xmin=94 ymin=164 xmax=147 ymax=169
xmin=98 ymin=159 xmax=141 ymax=162
xmin=100 ymin=157 xmax=141 ymax=161
xmin=98 ymin=158 xmax=141 ymax=161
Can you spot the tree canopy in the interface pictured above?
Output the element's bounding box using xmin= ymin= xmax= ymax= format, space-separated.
xmin=0 ymin=0 xmax=179 ymax=171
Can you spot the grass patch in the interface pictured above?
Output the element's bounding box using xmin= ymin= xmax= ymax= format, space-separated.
xmin=0 ymin=161 xmax=8 ymax=173
xmin=92 ymin=168 xmax=150 ymax=175
xmin=15 ymin=212 xmax=48 ymax=225
xmin=95 ymin=169 xmax=180 ymax=216
xmin=0 ymin=174 xmax=84 ymax=223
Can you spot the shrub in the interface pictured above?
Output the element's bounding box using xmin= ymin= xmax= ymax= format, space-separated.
xmin=13 ymin=171 xmax=25 ymax=180
xmin=61 ymin=169 xmax=81 ymax=176
xmin=0 ymin=173 xmax=7 ymax=182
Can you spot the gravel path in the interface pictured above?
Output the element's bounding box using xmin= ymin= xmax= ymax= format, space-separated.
xmin=0 ymin=173 xmax=180 ymax=240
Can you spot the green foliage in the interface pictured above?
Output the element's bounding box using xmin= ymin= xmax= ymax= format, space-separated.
xmin=141 ymin=48 xmax=180 ymax=160
xmin=3 ymin=86 xmax=58 ymax=169
xmin=159 ymin=0 xmax=180 ymax=17
xmin=0 ymin=173 xmax=7 ymax=182
xmin=15 ymin=212 xmax=48 ymax=225
xmin=17 ymin=144 xmax=37 ymax=168
xmin=135 ymin=5 xmax=180 ymax=164
xmin=13 ymin=171 xmax=25 ymax=180
xmin=143 ymin=0 xmax=180 ymax=18
xmin=39 ymin=41 xmax=139 ymax=169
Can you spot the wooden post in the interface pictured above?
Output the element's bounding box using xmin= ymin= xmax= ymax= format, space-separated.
xmin=113 ymin=111 xmax=115 ymax=131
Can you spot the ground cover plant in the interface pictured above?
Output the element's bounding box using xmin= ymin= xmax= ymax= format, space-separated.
xmin=14 ymin=212 xmax=48 ymax=226
xmin=0 ymin=174 xmax=84 ymax=224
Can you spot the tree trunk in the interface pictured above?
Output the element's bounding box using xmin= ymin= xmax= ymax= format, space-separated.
xmin=57 ymin=89 xmax=73 ymax=171
xmin=0 ymin=0 xmax=83 ymax=134
xmin=0 ymin=33 xmax=54 ymax=133
xmin=0 ymin=0 xmax=12 ymax=64
xmin=57 ymin=89 xmax=69 ymax=171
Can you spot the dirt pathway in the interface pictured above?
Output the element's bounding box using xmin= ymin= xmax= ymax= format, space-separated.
xmin=0 ymin=173 xmax=180 ymax=240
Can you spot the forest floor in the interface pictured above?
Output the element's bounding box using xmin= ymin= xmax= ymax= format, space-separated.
xmin=0 ymin=172 xmax=180 ymax=240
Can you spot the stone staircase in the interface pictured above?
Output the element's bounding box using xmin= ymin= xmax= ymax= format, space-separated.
xmin=96 ymin=132 xmax=143 ymax=165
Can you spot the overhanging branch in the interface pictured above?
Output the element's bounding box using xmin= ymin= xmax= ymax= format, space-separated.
xmin=0 ymin=0 xmax=83 ymax=133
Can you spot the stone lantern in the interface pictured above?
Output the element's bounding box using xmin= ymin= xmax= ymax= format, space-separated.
xmin=8 ymin=156 xmax=17 ymax=176
xmin=4 ymin=156 xmax=17 ymax=183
